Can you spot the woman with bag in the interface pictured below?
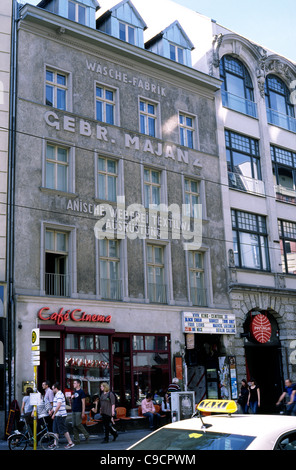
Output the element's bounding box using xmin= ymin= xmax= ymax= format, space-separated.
xmin=99 ymin=382 xmax=118 ymax=444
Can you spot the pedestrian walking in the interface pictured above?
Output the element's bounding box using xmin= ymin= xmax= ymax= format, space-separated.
xmin=237 ymin=379 xmax=249 ymax=413
xmin=71 ymin=379 xmax=90 ymax=445
xmin=247 ymin=379 xmax=260 ymax=414
xmin=49 ymin=382 xmax=75 ymax=449
xmin=100 ymin=382 xmax=118 ymax=444
xmin=276 ymin=379 xmax=296 ymax=416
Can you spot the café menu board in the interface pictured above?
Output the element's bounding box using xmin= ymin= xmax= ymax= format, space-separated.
xmin=182 ymin=312 xmax=236 ymax=335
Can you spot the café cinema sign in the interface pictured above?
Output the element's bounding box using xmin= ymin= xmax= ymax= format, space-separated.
xmin=44 ymin=111 xmax=201 ymax=168
xmin=38 ymin=306 xmax=112 ymax=326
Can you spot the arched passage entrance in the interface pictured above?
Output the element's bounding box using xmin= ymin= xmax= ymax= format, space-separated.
xmin=243 ymin=309 xmax=284 ymax=414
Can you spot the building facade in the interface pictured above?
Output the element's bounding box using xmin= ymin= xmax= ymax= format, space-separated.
xmin=3 ymin=0 xmax=296 ymax=431
xmin=10 ymin=0 xmax=233 ymax=413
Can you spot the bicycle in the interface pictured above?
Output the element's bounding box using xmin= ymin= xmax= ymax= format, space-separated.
xmin=7 ymin=416 xmax=58 ymax=450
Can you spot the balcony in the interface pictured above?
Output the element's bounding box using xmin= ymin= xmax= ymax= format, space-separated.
xmin=148 ymin=283 xmax=167 ymax=303
xmin=228 ymin=172 xmax=265 ymax=196
xmin=190 ymin=287 xmax=207 ymax=307
xmin=45 ymin=273 xmax=70 ymax=297
xmin=275 ymin=184 xmax=296 ymax=205
xmin=222 ymin=90 xmax=257 ymax=118
xmin=100 ymin=278 xmax=122 ymax=301
xmin=267 ymin=108 xmax=296 ymax=133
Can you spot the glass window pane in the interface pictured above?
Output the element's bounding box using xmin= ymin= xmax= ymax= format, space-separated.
xmin=45 ymin=231 xmax=54 ymax=250
xmin=98 ymin=173 xmax=106 ymax=199
xmin=128 ymin=26 xmax=135 ymax=45
xmin=226 ymin=72 xmax=245 ymax=97
xmin=57 ymin=74 xmax=66 ymax=86
xmin=99 ymin=239 xmax=107 ymax=257
xmin=152 ymin=186 xmax=160 ymax=205
xmin=96 ymin=101 xmax=102 ymax=121
xmin=46 ymin=85 xmax=53 ymax=106
xmin=68 ymin=1 xmax=75 ymax=20
xmin=57 ymin=88 xmax=66 ymax=110
xmin=151 ymin=171 xmax=159 ymax=184
xmin=98 ymin=157 xmax=105 ymax=171
xmin=170 ymin=44 xmax=176 ymax=61
xmin=46 ymin=70 xmax=54 ymax=82
xmin=148 ymin=104 xmax=155 ymax=115
xmin=177 ymin=47 xmax=184 ymax=64
xmin=133 ymin=336 xmax=144 ymax=350
xmin=57 ymin=232 xmax=66 ymax=252
xmin=57 ymin=164 xmax=67 ymax=191
xmin=140 ymin=114 xmax=146 ymax=134
xmin=46 ymin=162 xmax=54 ymax=189
xmin=107 ymin=175 xmax=116 ymax=201
xmin=95 ymin=335 xmax=109 ymax=350
xmin=145 ymin=336 xmax=156 ymax=350
xmin=119 ymin=22 xmax=126 ymax=41
xmin=107 ymin=159 xmax=116 ymax=174
xmin=65 ymin=334 xmax=79 ymax=349
xmin=96 ymin=87 xmax=102 ymax=98
xmin=57 ymin=147 xmax=67 ymax=162
xmin=106 ymin=103 xmax=114 ymax=125
xmin=105 ymin=90 xmax=114 ymax=101
xmin=78 ymin=5 xmax=85 ymax=24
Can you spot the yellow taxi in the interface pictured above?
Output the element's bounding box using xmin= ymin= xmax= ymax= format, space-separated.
xmin=128 ymin=400 xmax=296 ymax=450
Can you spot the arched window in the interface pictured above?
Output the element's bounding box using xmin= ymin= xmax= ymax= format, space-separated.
xmin=220 ymin=55 xmax=257 ymax=117
xmin=265 ymin=74 xmax=296 ymax=132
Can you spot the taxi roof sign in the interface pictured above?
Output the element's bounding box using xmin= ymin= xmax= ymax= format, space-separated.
xmin=197 ymin=399 xmax=237 ymax=414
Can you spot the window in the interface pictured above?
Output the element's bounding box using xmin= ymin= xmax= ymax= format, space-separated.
xmin=220 ymin=55 xmax=257 ymax=117
xmin=65 ymin=333 xmax=110 ymax=397
xmin=179 ymin=113 xmax=194 ymax=149
xmin=99 ymin=239 xmax=121 ymax=300
xmin=144 ymin=168 xmax=161 ymax=208
xmin=278 ymin=220 xmax=296 ymax=274
xmin=46 ymin=69 xmax=67 ymax=110
xmin=232 ymin=210 xmax=270 ymax=271
xmin=225 ymin=130 xmax=263 ymax=194
xmin=265 ymin=74 xmax=296 ymax=132
xmin=45 ymin=143 xmax=69 ymax=192
xmin=97 ymin=156 xmax=117 ymax=202
xmin=119 ymin=21 xmax=135 ymax=45
xmin=188 ymin=251 xmax=206 ymax=306
xmin=271 ymin=145 xmax=296 ymax=203
xmin=147 ymin=244 xmax=166 ymax=303
xmin=184 ymin=178 xmax=199 ymax=218
xmin=169 ymin=43 xmax=184 ymax=64
xmin=45 ymin=229 xmax=69 ymax=296
xmin=68 ymin=1 xmax=86 ymax=25
xmin=96 ymin=85 xmax=116 ymax=125
xmin=140 ymin=100 xmax=157 ymax=137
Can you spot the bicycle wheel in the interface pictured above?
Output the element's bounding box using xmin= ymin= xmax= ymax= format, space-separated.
xmin=39 ymin=432 xmax=57 ymax=450
xmin=8 ymin=433 xmax=28 ymax=451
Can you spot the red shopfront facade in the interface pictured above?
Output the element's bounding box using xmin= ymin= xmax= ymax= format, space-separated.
xmin=38 ymin=306 xmax=171 ymax=409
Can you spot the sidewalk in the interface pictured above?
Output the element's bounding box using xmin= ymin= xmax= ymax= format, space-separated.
xmin=0 ymin=428 xmax=152 ymax=451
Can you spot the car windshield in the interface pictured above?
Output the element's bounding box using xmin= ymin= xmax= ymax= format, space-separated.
xmin=131 ymin=428 xmax=255 ymax=450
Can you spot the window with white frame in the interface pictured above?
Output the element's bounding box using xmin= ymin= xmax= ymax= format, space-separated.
xmin=144 ymin=168 xmax=161 ymax=208
xmin=147 ymin=244 xmax=166 ymax=303
xmin=96 ymin=85 xmax=116 ymax=125
xmin=45 ymin=143 xmax=69 ymax=192
xmin=97 ymin=156 xmax=117 ymax=202
xmin=99 ymin=239 xmax=121 ymax=300
xmin=188 ymin=251 xmax=206 ymax=306
xmin=179 ymin=113 xmax=194 ymax=149
xmin=68 ymin=0 xmax=86 ymax=25
xmin=45 ymin=229 xmax=69 ymax=297
xmin=169 ymin=43 xmax=184 ymax=64
xmin=139 ymin=99 xmax=157 ymax=137
xmin=184 ymin=178 xmax=199 ymax=218
xmin=119 ymin=21 xmax=135 ymax=45
xmin=46 ymin=68 xmax=68 ymax=110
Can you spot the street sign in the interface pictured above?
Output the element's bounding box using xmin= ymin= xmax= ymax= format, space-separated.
xmin=31 ymin=328 xmax=40 ymax=347
xmin=31 ymin=328 xmax=40 ymax=366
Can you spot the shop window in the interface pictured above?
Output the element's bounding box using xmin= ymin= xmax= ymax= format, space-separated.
xmin=132 ymin=334 xmax=170 ymax=401
xmin=65 ymin=333 xmax=110 ymax=398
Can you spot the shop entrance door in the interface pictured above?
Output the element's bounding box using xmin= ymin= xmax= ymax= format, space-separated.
xmin=39 ymin=337 xmax=60 ymax=390
xmin=112 ymin=337 xmax=132 ymax=409
xmin=245 ymin=344 xmax=283 ymax=414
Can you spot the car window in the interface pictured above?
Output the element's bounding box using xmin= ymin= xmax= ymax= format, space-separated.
xmin=131 ymin=428 xmax=255 ymax=451
xmin=275 ymin=432 xmax=296 ymax=450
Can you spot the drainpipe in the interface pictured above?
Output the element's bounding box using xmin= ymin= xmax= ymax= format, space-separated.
xmin=6 ymin=0 xmax=18 ymax=418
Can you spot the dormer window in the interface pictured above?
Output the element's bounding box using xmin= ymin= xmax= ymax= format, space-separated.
xmin=169 ymin=43 xmax=184 ymax=64
xmin=119 ymin=21 xmax=135 ymax=45
xmin=68 ymin=1 xmax=86 ymax=25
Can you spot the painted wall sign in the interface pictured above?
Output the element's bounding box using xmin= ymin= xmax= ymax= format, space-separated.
xmin=38 ymin=307 xmax=111 ymax=326
xmin=182 ymin=311 xmax=236 ymax=334
xmin=251 ymin=314 xmax=272 ymax=343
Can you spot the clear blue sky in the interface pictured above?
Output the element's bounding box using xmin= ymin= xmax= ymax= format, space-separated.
xmin=173 ymin=0 xmax=296 ymax=62
xmin=26 ymin=0 xmax=295 ymax=62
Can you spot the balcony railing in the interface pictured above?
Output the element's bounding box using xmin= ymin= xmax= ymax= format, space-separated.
xmin=228 ymin=172 xmax=265 ymax=196
xmin=190 ymin=287 xmax=207 ymax=307
xmin=148 ymin=282 xmax=167 ymax=303
xmin=45 ymin=273 xmax=70 ymax=297
xmin=222 ymin=90 xmax=257 ymax=118
xmin=267 ymin=108 xmax=296 ymax=133
xmin=100 ymin=278 xmax=122 ymax=300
